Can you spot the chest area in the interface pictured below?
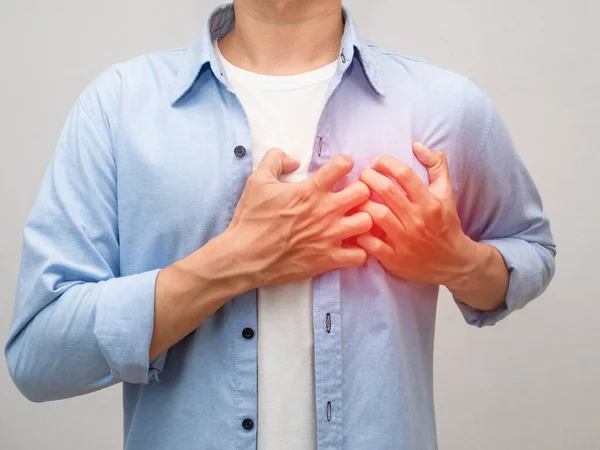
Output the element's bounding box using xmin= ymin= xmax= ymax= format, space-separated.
xmin=114 ymin=87 xmax=456 ymax=255
xmin=232 ymin=81 xmax=332 ymax=183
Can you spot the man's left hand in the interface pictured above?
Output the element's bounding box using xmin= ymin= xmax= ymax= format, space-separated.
xmin=356 ymin=142 xmax=477 ymax=287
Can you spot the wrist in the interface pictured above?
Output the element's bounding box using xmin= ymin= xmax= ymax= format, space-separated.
xmin=183 ymin=230 xmax=258 ymax=295
xmin=443 ymin=235 xmax=488 ymax=292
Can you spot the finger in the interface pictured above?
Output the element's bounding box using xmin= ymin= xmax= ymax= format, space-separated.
xmin=330 ymin=247 xmax=368 ymax=269
xmin=412 ymin=142 xmax=451 ymax=188
xmin=370 ymin=155 xmax=431 ymax=205
xmin=256 ymin=147 xmax=300 ymax=180
xmin=309 ymin=155 xmax=354 ymax=192
xmin=359 ymin=168 xmax=412 ymax=219
xmin=333 ymin=211 xmax=373 ymax=240
xmin=356 ymin=199 xmax=405 ymax=239
xmin=356 ymin=233 xmax=395 ymax=264
xmin=332 ymin=181 xmax=370 ymax=213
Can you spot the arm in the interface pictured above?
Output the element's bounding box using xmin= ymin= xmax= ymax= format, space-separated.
xmin=5 ymin=71 xmax=370 ymax=401
xmin=149 ymin=234 xmax=252 ymax=361
xmin=356 ymin=81 xmax=555 ymax=327
xmin=450 ymin=91 xmax=556 ymax=326
xmin=443 ymin=238 xmax=509 ymax=312
xmin=5 ymin=89 xmax=161 ymax=402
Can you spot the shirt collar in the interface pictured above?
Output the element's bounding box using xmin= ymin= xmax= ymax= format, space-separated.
xmin=170 ymin=2 xmax=385 ymax=105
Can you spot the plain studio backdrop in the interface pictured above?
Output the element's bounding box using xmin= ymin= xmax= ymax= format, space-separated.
xmin=1 ymin=1 xmax=598 ymax=449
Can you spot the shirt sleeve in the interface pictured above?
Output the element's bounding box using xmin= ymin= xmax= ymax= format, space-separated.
xmin=452 ymin=81 xmax=557 ymax=327
xmin=5 ymin=69 xmax=165 ymax=402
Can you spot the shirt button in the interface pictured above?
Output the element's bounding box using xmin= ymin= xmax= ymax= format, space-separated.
xmin=242 ymin=418 xmax=254 ymax=430
xmin=242 ymin=327 xmax=254 ymax=339
xmin=234 ymin=145 xmax=247 ymax=158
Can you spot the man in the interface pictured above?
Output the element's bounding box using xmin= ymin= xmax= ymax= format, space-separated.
xmin=5 ymin=1 xmax=555 ymax=449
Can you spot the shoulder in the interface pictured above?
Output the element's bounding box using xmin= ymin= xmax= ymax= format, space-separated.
xmin=75 ymin=47 xmax=189 ymax=137
xmin=366 ymin=42 xmax=485 ymax=97
xmin=368 ymin=42 xmax=493 ymax=122
xmin=79 ymin=47 xmax=187 ymax=108
xmin=364 ymin=42 xmax=497 ymax=186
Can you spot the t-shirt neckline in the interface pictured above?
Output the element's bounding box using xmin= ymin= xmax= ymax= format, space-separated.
xmin=214 ymin=39 xmax=338 ymax=91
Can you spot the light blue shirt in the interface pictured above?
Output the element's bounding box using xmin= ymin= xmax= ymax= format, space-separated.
xmin=5 ymin=3 xmax=556 ymax=449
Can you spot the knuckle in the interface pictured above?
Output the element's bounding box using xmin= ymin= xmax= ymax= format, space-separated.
xmin=246 ymin=173 xmax=260 ymax=187
xmin=304 ymin=177 xmax=319 ymax=193
xmin=356 ymin=181 xmax=370 ymax=198
xmin=351 ymin=213 xmax=372 ymax=234
xmin=295 ymin=184 xmax=312 ymax=202
xmin=425 ymin=201 xmax=442 ymax=215
xmin=332 ymin=154 xmax=353 ymax=170
xmin=359 ymin=168 xmax=371 ymax=182
xmin=373 ymin=206 xmax=391 ymax=223
xmin=423 ymin=201 xmax=443 ymax=222
xmin=412 ymin=218 xmax=426 ymax=231
xmin=381 ymin=208 xmax=395 ymax=224
xmin=361 ymin=212 xmax=374 ymax=230
xmin=267 ymin=147 xmax=284 ymax=158
xmin=356 ymin=250 xmax=368 ymax=265
xmin=329 ymin=250 xmax=344 ymax=266
xmin=370 ymin=238 xmax=385 ymax=253
xmin=382 ymin=182 xmax=398 ymax=199
xmin=312 ymin=207 xmax=326 ymax=221
xmin=355 ymin=200 xmax=371 ymax=214
xmin=341 ymin=249 xmax=366 ymax=268
xmin=379 ymin=155 xmax=395 ymax=167
xmin=303 ymin=179 xmax=317 ymax=193
xmin=397 ymin=165 xmax=414 ymax=180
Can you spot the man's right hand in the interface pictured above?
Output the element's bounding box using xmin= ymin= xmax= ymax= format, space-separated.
xmin=220 ymin=147 xmax=372 ymax=287
xmin=151 ymin=147 xmax=371 ymax=360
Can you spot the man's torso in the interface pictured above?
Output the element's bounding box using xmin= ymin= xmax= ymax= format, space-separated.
xmin=84 ymin=7 xmax=490 ymax=450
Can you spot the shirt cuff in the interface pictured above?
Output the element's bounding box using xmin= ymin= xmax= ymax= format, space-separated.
xmin=454 ymin=237 xmax=549 ymax=328
xmin=149 ymin=352 xmax=169 ymax=383
xmin=94 ymin=268 xmax=162 ymax=384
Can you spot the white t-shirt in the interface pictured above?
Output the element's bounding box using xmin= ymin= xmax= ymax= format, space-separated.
xmin=215 ymin=40 xmax=337 ymax=450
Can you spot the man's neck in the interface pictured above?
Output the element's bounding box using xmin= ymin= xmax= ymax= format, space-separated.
xmin=218 ymin=0 xmax=343 ymax=76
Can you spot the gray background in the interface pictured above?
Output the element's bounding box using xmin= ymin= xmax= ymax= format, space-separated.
xmin=1 ymin=0 xmax=598 ymax=449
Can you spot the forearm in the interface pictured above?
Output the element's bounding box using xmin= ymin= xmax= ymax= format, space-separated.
xmin=445 ymin=239 xmax=510 ymax=312
xmin=6 ymin=270 xmax=160 ymax=402
xmin=6 ymin=230 xmax=255 ymax=402
xmin=150 ymin=231 xmax=255 ymax=360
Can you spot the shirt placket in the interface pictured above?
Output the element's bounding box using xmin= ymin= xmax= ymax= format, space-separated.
xmin=218 ymin=42 xmax=353 ymax=450
xmin=219 ymin=72 xmax=259 ymax=450
xmin=309 ymin=46 xmax=353 ymax=450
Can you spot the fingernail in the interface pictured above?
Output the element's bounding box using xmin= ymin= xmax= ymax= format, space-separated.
xmin=370 ymin=157 xmax=379 ymax=167
xmin=414 ymin=142 xmax=426 ymax=151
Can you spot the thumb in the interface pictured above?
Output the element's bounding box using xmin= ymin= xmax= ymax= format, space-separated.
xmin=257 ymin=147 xmax=300 ymax=180
xmin=412 ymin=142 xmax=449 ymax=185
